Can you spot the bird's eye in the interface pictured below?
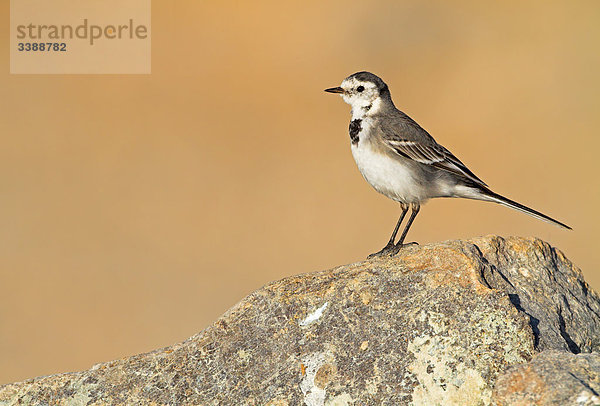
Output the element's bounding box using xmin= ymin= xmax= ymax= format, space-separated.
xmin=357 ymin=86 xmax=365 ymax=92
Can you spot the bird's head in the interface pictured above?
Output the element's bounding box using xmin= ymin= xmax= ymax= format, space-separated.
xmin=325 ymin=71 xmax=392 ymax=117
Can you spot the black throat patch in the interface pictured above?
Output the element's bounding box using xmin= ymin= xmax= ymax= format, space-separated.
xmin=349 ymin=119 xmax=362 ymax=145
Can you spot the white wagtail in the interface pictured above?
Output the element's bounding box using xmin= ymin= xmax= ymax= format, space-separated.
xmin=325 ymin=71 xmax=571 ymax=258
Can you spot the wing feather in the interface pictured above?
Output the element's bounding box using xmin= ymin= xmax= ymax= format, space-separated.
xmin=384 ymin=136 xmax=487 ymax=187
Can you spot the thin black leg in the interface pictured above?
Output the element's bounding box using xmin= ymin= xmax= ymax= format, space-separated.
xmin=386 ymin=203 xmax=409 ymax=246
xmin=367 ymin=203 xmax=409 ymax=258
xmin=396 ymin=203 xmax=420 ymax=246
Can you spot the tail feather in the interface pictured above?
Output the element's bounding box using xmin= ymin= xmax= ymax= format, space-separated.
xmin=479 ymin=188 xmax=571 ymax=230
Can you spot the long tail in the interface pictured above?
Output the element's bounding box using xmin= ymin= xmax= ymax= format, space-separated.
xmin=476 ymin=187 xmax=572 ymax=230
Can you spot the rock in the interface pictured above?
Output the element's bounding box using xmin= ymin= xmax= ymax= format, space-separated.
xmin=472 ymin=236 xmax=600 ymax=353
xmin=493 ymin=350 xmax=600 ymax=405
xmin=0 ymin=235 xmax=598 ymax=405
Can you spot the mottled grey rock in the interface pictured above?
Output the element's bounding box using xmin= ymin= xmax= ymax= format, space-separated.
xmin=0 ymin=236 xmax=598 ymax=405
xmin=472 ymin=236 xmax=600 ymax=353
xmin=493 ymin=350 xmax=600 ymax=405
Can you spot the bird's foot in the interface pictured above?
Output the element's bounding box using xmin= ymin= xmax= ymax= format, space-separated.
xmin=367 ymin=241 xmax=419 ymax=259
xmin=396 ymin=241 xmax=419 ymax=248
xmin=385 ymin=241 xmax=419 ymax=256
xmin=367 ymin=243 xmax=400 ymax=259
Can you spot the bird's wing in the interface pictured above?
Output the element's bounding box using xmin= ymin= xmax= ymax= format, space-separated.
xmin=379 ymin=119 xmax=488 ymax=187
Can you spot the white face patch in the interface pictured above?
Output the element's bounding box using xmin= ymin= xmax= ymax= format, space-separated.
xmin=339 ymin=78 xmax=381 ymax=119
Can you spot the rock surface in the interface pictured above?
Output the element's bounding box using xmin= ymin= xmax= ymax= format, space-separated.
xmin=0 ymin=236 xmax=598 ymax=405
xmin=493 ymin=350 xmax=600 ymax=405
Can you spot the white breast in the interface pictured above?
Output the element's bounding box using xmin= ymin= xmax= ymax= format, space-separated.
xmin=351 ymin=139 xmax=426 ymax=204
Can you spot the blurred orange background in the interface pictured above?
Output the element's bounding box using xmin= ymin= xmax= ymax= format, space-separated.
xmin=1 ymin=1 xmax=599 ymax=384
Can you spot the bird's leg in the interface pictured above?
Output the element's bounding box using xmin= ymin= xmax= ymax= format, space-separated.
xmin=395 ymin=203 xmax=420 ymax=248
xmin=367 ymin=203 xmax=409 ymax=258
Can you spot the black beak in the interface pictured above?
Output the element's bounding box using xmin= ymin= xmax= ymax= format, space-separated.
xmin=324 ymin=87 xmax=345 ymax=94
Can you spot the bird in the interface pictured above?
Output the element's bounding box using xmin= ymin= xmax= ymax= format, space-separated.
xmin=324 ymin=71 xmax=571 ymax=258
